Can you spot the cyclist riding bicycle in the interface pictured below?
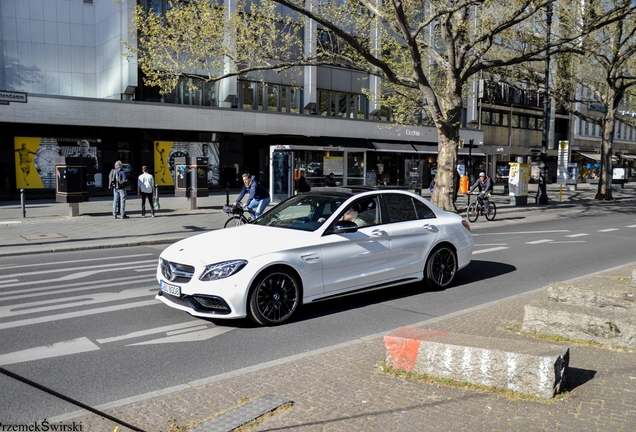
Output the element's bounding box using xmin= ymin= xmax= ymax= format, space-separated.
xmin=469 ymin=172 xmax=493 ymax=211
xmin=234 ymin=173 xmax=271 ymax=218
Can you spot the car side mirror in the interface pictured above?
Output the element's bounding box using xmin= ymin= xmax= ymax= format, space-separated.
xmin=331 ymin=220 xmax=358 ymax=234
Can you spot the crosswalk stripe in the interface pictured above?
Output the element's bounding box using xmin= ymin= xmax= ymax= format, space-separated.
xmin=472 ymin=246 xmax=509 ymax=254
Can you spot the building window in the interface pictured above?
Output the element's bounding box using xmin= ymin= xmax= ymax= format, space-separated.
xmin=528 ymin=117 xmax=536 ymax=129
xmin=501 ymin=113 xmax=509 ymax=127
xmin=482 ymin=110 xmax=491 ymax=125
xmin=511 ymin=114 xmax=519 ymax=128
xmin=491 ymin=112 xmax=500 ymax=125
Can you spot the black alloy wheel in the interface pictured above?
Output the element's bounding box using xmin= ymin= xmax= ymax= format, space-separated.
xmin=425 ymin=245 xmax=457 ymax=289
xmin=249 ymin=268 xmax=300 ymax=325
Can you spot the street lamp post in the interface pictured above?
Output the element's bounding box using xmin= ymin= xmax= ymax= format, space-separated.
xmin=538 ymin=3 xmax=553 ymax=204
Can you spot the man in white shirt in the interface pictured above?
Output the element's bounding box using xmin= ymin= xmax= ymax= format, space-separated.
xmin=137 ymin=165 xmax=156 ymax=218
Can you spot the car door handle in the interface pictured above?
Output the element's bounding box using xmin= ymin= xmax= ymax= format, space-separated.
xmin=371 ymin=229 xmax=388 ymax=236
xmin=422 ymin=224 xmax=439 ymax=232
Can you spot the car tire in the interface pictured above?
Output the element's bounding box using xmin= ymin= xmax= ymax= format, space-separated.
xmin=248 ymin=268 xmax=300 ymax=326
xmin=425 ymin=245 xmax=457 ymax=289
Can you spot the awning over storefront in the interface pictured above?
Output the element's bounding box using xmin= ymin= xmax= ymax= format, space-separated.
xmin=321 ymin=138 xmax=372 ymax=151
xmin=458 ymin=147 xmax=486 ymax=157
xmin=409 ymin=144 xmax=486 ymax=157
xmin=574 ymin=151 xmax=618 ymax=162
xmin=618 ymin=154 xmax=636 ymax=161
xmin=369 ymin=142 xmax=418 ymax=153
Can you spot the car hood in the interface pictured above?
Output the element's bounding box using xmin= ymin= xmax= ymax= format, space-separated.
xmin=160 ymin=225 xmax=315 ymax=265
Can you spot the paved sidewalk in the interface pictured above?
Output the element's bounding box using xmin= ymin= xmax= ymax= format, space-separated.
xmin=1 ymin=183 xmax=635 ymax=431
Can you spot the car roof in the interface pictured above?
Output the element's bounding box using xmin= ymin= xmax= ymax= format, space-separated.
xmin=310 ymin=186 xmax=378 ymax=195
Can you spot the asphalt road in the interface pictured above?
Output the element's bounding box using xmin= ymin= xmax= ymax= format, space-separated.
xmin=1 ymin=203 xmax=636 ymax=423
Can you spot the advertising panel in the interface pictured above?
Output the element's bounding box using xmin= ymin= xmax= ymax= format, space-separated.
xmin=155 ymin=141 xmax=220 ymax=187
xmin=14 ymin=137 xmax=101 ymax=189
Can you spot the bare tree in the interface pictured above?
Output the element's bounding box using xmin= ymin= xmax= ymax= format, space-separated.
xmin=123 ymin=0 xmax=635 ymax=209
xmin=550 ymin=4 xmax=636 ymax=200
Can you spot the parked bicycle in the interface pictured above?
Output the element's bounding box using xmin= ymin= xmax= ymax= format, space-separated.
xmin=466 ymin=193 xmax=496 ymax=222
xmin=223 ymin=203 xmax=254 ymax=227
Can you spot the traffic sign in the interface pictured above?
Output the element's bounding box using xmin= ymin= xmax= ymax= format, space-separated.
xmin=0 ymin=91 xmax=27 ymax=103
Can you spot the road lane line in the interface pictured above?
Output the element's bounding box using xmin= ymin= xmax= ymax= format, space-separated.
xmin=0 ymin=300 xmax=159 ymax=330
xmin=0 ymin=253 xmax=155 ymax=269
xmin=1 ymin=289 xmax=157 ymax=318
xmin=0 ymin=337 xmax=100 ymax=366
xmin=550 ymin=241 xmax=587 ymax=244
xmin=472 ymin=247 xmax=509 ymax=255
xmin=627 ymin=224 xmax=636 ymax=228
xmin=129 ymin=327 xmax=235 ymax=345
xmin=565 ymin=233 xmax=589 ymax=238
xmin=598 ymin=228 xmax=619 ymax=232
xmin=97 ymin=321 xmax=208 ymax=344
xmin=0 ymin=276 xmax=156 ymax=300
xmin=526 ymin=239 xmax=553 ymax=244
xmin=472 ymin=230 xmax=569 ymax=236
xmin=0 ymin=259 xmax=157 ymax=279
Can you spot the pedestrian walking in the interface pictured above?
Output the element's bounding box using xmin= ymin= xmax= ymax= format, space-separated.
xmin=108 ymin=160 xmax=129 ymax=219
xmin=137 ymin=165 xmax=155 ymax=218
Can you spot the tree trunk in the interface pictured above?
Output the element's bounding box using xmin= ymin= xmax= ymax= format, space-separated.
xmin=431 ymin=126 xmax=459 ymax=211
xmin=596 ymin=110 xmax=615 ymax=201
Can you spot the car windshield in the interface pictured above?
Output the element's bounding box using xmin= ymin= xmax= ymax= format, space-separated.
xmin=255 ymin=193 xmax=350 ymax=231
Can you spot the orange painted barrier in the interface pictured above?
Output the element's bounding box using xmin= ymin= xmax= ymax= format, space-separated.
xmin=459 ymin=175 xmax=469 ymax=194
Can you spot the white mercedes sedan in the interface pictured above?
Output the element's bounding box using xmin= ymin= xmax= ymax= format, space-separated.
xmin=156 ymin=188 xmax=473 ymax=326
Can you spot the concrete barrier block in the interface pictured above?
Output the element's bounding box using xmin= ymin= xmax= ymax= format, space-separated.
xmin=547 ymin=283 xmax=636 ymax=310
xmin=384 ymin=327 xmax=569 ymax=399
xmin=522 ymin=301 xmax=636 ymax=348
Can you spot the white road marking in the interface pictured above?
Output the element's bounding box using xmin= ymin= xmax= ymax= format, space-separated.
xmin=0 ymin=277 xmax=153 ymax=301
xmin=474 ymin=243 xmax=509 ymax=246
xmin=526 ymin=239 xmax=553 ymax=244
xmin=627 ymin=224 xmax=636 ymax=228
xmin=565 ymin=233 xmax=589 ymax=238
xmin=97 ymin=321 xmax=209 ymax=344
xmin=472 ymin=230 xmax=569 ymax=236
xmin=0 ymin=300 xmax=159 ymax=330
xmin=0 ymin=288 xmax=157 ymax=318
xmin=472 ymin=247 xmax=509 ymax=255
xmin=598 ymin=228 xmax=619 ymax=232
xmin=129 ymin=327 xmax=235 ymax=345
xmin=0 ymin=253 xmax=155 ymax=270
xmin=166 ymin=325 xmax=209 ymax=336
xmin=550 ymin=241 xmax=587 ymax=244
xmin=0 ymin=259 xmax=157 ymax=280
xmin=0 ymin=337 xmax=100 ymax=366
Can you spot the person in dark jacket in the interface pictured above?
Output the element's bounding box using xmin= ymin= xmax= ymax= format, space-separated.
xmin=296 ymin=169 xmax=311 ymax=193
xmin=324 ymin=172 xmax=338 ymax=187
xmin=234 ymin=173 xmax=271 ymax=218
xmin=468 ymin=172 xmax=493 ymax=210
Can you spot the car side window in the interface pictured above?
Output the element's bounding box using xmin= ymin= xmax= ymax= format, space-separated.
xmin=354 ymin=197 xmax=380 ymax=227
xmin=414 ymin=200 xmax=436 ymax=219
xmin=384 ymin=194 xmax=417 ymax=223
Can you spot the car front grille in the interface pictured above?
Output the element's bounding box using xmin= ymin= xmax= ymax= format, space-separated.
xmin=193 ymin=295 xmax=231 ymax=312
xmin=159 ymin=291 xmax=231 ymax=315
xmin=160 ymin=258 xmax=195 ymax=284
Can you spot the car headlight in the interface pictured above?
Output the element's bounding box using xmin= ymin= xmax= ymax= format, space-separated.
xmin=199 ymin=260 xmax=248 ymax=281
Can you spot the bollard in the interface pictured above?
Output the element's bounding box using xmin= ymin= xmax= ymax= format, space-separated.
xmin=20 ymin=189 xmax=26 ymax=218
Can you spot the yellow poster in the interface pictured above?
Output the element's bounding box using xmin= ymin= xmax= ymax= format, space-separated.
xmin=154 ymin=141 xmax=174 ymax=186
xmin=14 ymin=137 xmax=44 ymax=189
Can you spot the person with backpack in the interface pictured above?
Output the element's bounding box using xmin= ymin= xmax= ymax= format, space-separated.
xmin=469 ymin=171 xmax=493 ymax=211
xmin=109 ymin=160 xmax=129 ymax=219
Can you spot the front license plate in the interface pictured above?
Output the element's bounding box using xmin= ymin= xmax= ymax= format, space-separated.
xmin=160 ymin=280 xmax=181 ymax=297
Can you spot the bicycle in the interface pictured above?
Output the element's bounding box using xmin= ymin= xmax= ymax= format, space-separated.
xmin=466 ymin=193 xmax=496 ymax=222
xmin=223 ymin=203 xmax=254 ymax=227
